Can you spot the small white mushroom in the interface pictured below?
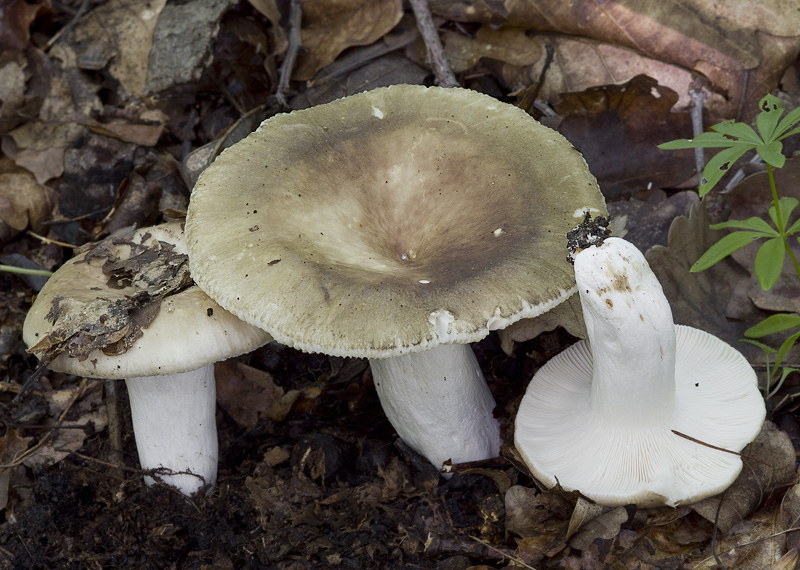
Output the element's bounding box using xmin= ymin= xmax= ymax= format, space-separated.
xmin=514 ymin=236 xmax=765 ymax=507
xmin=23 ymin=223 xmax=271 ymax=495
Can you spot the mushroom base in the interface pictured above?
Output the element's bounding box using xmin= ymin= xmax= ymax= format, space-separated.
xmin=370 ymin=343 xmax=502 ymax=472
xmin=125 ymin=364 xmax=218 ymax=496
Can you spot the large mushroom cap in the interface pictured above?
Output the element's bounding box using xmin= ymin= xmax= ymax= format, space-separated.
xmin=186 ymin=85 xmax=606 ymax=358
xmin=23 ymin=222 xmax=271 ymax=378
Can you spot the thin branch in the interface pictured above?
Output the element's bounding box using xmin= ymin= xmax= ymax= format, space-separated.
xmin=276 ymin=0 xmax=302 ymax=108
xmin=408 ymin=0 xmax=459 ymax=88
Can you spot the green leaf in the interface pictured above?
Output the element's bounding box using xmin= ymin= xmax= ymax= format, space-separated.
xmin=756 ymin=141 xmax=786 ymax=168
xmin=774 ymin=329 xmax=800 ymax=371
xmin=775 ymin=105 xmax=800 ymax=137
xmin=759 ymin=94 xmax=782 ymax=114
xmin=757 ymin=99 xmax=783 ymax=142
xmin=710 ymin=216 xmax=777 ymax=234
xmin=778 ymin=124 xmax=800 ymax=141
xmin=698 ymin=145 xmax=752 ymax=196
xmin=754 ymin=237 xmax=786 ymax=290
xmin=786 ymin=217 xmax=800 ymax=235
xmin=769 ymin=197 xmax=799 ymax=228
xmin=690 ymin=231 xmax=764 ymax=272
xmin=712 ymin=120 xmax=763 ymax=144
xmin=745 ymin=313 xmax=800 ymax=338
xmin=658 ymin=131 xmax=750 ymax=150
xmin=740 ymin=338 xmax=777 ymax=355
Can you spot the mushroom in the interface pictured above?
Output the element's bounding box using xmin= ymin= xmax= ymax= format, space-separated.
xmin=185 ymin=84 xmax=607 ymax=471
xmin=23 ymin=222 xmax=271 ymax=495
xmin=514 ymin=226 xmax=766 ymax=507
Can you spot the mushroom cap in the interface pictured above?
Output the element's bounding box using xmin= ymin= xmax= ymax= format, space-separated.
xmin=514 ymin=325 xmax=766 ymax=507
xmin=23 ymin=222 xmax=271 ymax=378
xmin=186 ymin=85 xmax=606 ymax=358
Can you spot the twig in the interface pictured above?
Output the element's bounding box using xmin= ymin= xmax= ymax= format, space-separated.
xmin=276 ymin=0 xmax=302 ymax=108
xmin=2 ymin=378 xmax=90 ymax=468
xmin=45 ymin=0 xmax=90 ymax=50
xmin=671 ymin=430 xmax=769 ymax=466
xmin=468 ymin=536 xmax=537 ymax=570
xmin=689 ymin=80 xmax=707 ymax=189
xmin=27 ymin=231 xmax=76 ymax=249
xmin=408 ymin=0 xmax=459 ymax=88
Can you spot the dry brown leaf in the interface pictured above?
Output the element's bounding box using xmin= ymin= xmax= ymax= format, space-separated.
xmin=0 ymin=0 xmax=45 ymax=51
xmin=2 ymin=121 xmax=83 ymax=183
xmin=443 ymin=26 xmax=541 ymax=73
xmin=692 ymin=421 xmax=796 ymax=533
xmin=215 ymin=359 xmax=321 ymax=427
xmin=645 ymin=203 xmax=764 ymax=363
xmin=430 ymin=0 xmax=800 ymax=121
xmin=63 ymin=0 xmax=168 ymax=98
xmin=0 ymin=49 xmax=50 ymax=137
xmin=568 ymin=504 xmax=631 ymax=551
xmin=554 ymin=75 xmax=694 ymax=199
xmin=498 ymin=293 xmax=586 ymax=355
xmin=246 ymin=0 xmax=287 ymax=54
xmin=0 ymin=428 xmax=32 ymax=512
xmin=294 ymin=0 xmax=404 ymax=81
xmin=23 ymin=383 xmax=108 ymax=472
xmin=505 ymin=485 xmax=571 ymax=538
xmin=0 ymin=159 xmax=53 ymax=245
xmin=690 ymin=510 xmax=787 ymax=570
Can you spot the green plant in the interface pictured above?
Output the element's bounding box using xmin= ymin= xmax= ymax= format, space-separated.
xmin=659 ymin=94 xmax=800 ymax=404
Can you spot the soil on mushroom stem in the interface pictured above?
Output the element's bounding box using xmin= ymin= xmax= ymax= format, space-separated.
xmin=0 ymin=323 xmax=571 ymax=569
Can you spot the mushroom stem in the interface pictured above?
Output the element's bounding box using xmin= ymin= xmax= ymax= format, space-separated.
xmin=369 ymin=344 xmax=501 ymax=471
xmin=125 ymin=364 xmax=218 ymax=495
xmin=578 ymin=238 xmax=677 ymax=425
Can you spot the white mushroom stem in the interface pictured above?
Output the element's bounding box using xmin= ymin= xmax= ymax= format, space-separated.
xmin=369 ymin=343 xmax=501 ymax=471
xmin=124 ymin=364 xmax=218 ymax=496
xmin=578 ymin=237 xmax=677 ymax=425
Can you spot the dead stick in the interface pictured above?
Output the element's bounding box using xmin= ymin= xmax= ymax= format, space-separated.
xmin=276 ymin=0 xmax=302 ymax=107
xmin=408 ymin=0 xmax=459 ymax=88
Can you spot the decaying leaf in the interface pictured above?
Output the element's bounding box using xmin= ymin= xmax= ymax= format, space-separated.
xmin=645 ymin=203 xmax=764 ymax=363
xmin=0 ymin=159 xmax=53 ymax=246
xmin=505 ymin=484 xmax=571 ymax=538
xmin=568 ymin=505 xmax=632 ymax=551
xmin=144 ymin=0 xmax=234 ymax=95
xmin=443 ymin=26 xmax=541 ymax=73
xmin=23 ymin=383 xmax=108 ymax=472
xmin=498 ymin=293 xmax=586 ymax=356
xmin=59 ymin=0 xmax=168 ymax=98
xmin=215 ymin=359 xmax=321 ymax=427
xmin=554 ymin=75 xmax=694 ymax=199
xmin=0 ymin=0 xmax=46 ymax=51
xmin=0 ymin=428 xmax=32 ymax=512
xmin=28 ymin=227 xmax=192 ymax=364
xmin=294 ymin=0 xmax=404 ymax=81
xmin=0 ymin=48 xmax=50 ymax=137
xmin=430 ymin=0 xmax=800 ymax=121
xmin=692 ymin=421 xmax=796 ymax=533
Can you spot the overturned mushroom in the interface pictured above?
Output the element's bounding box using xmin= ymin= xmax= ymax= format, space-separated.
xmin=514 ymin=228 xmax=765 ymax=507
xmin=186 ymin=85 xmax=606 ymax=470
xmin=23 ymin=222 xmax=271 ymax=495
